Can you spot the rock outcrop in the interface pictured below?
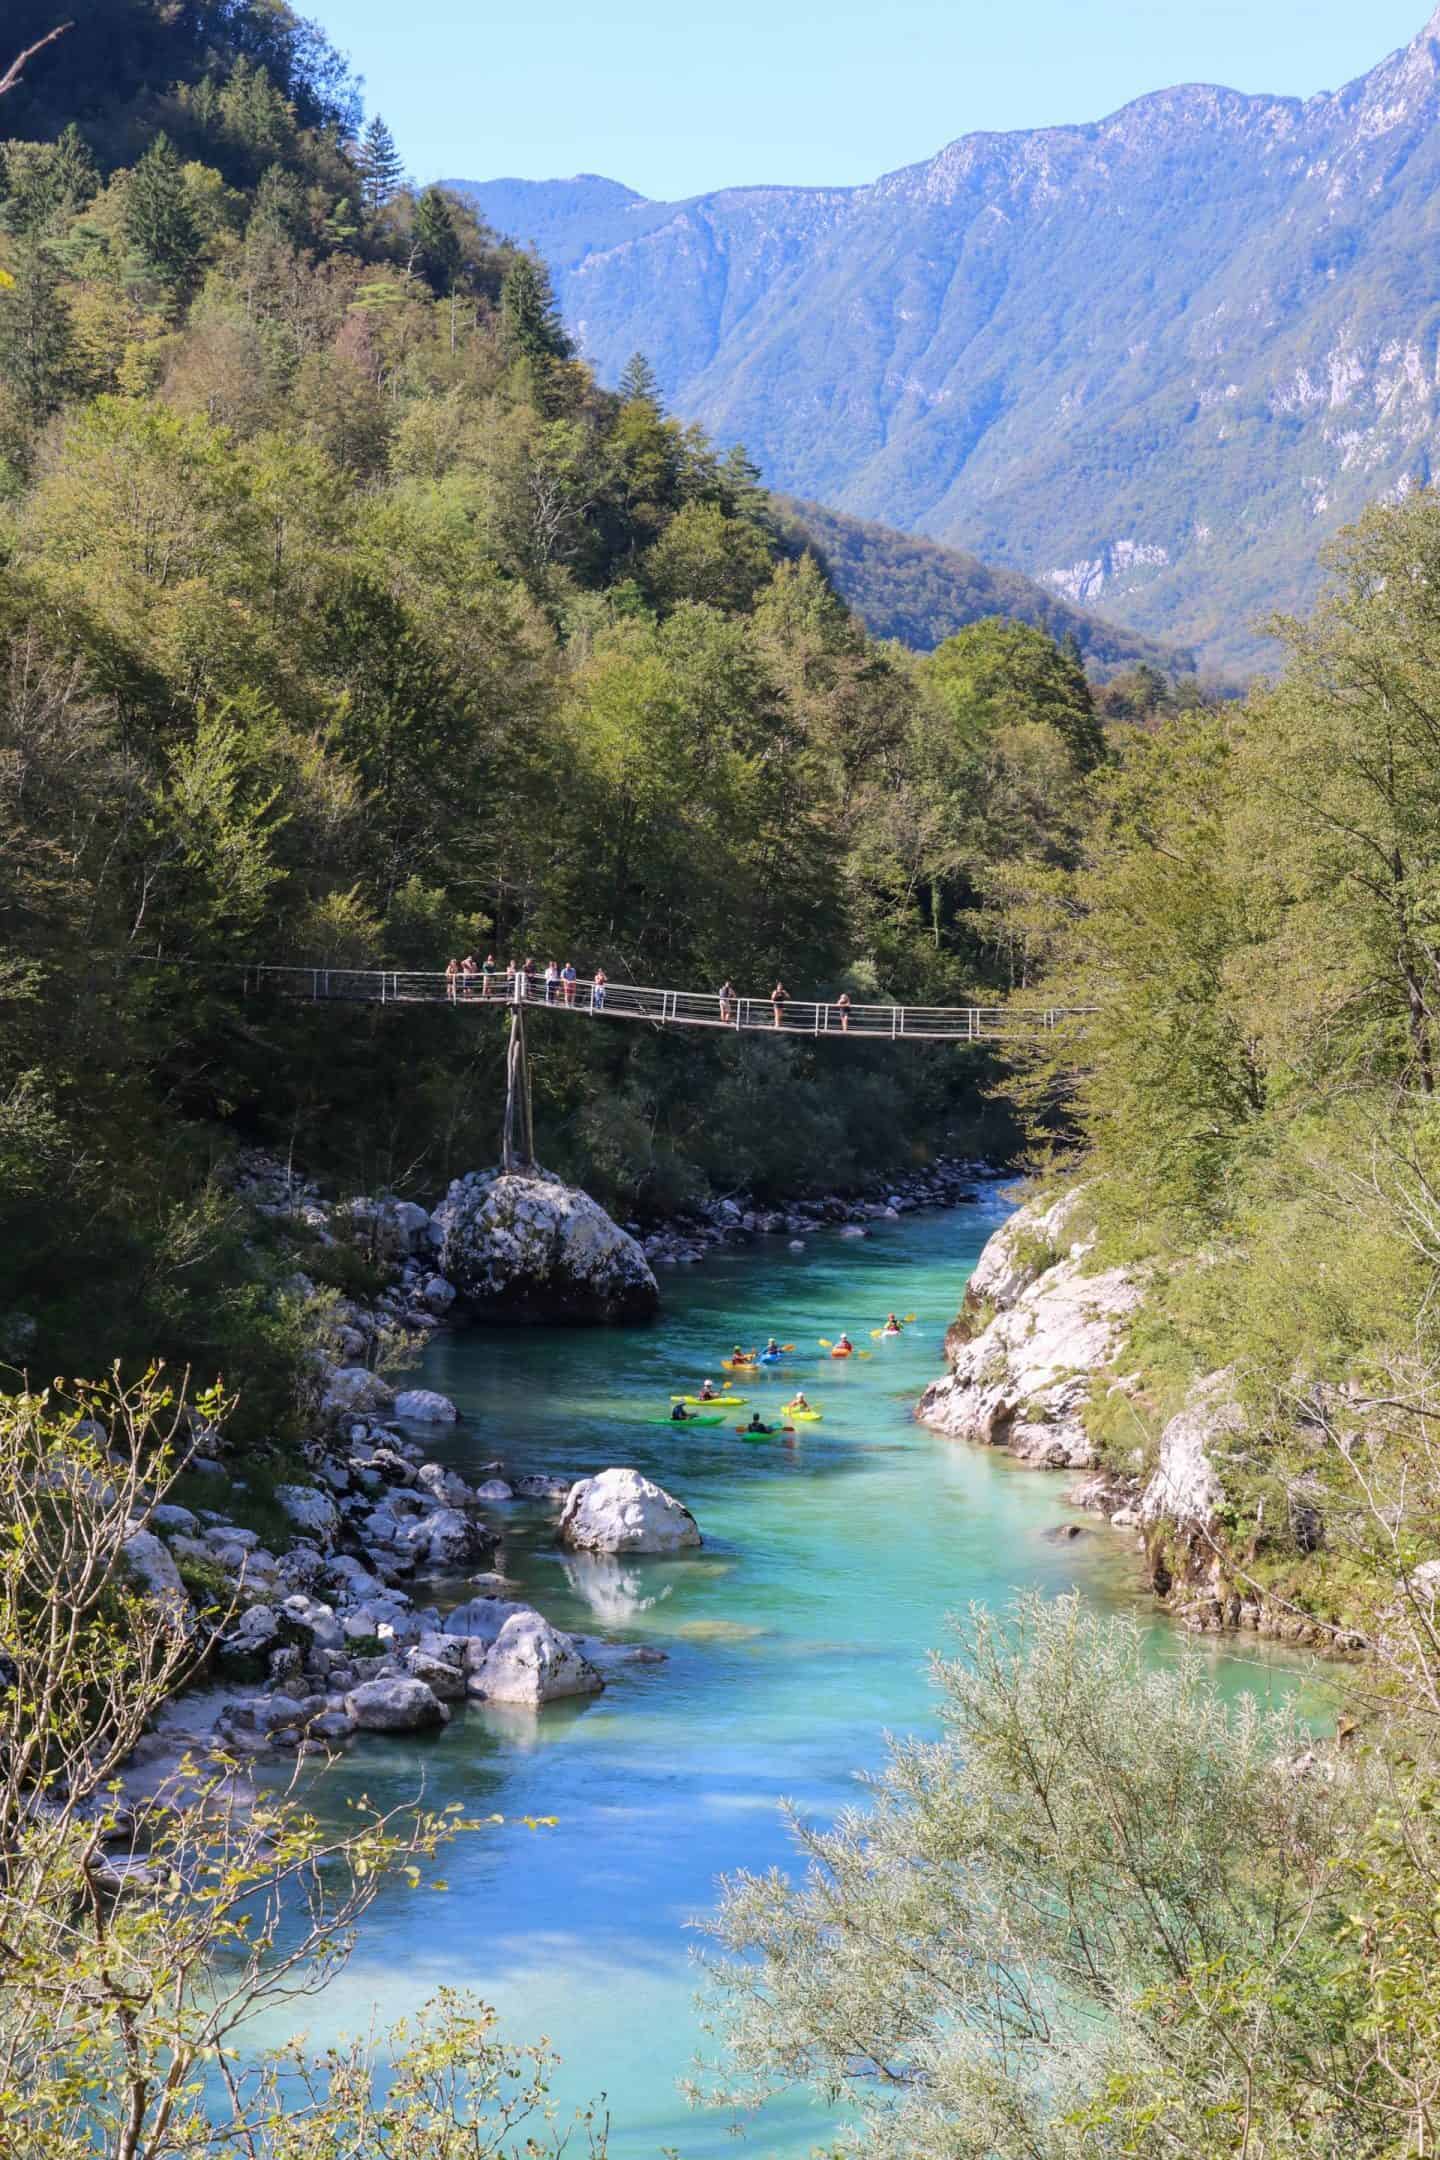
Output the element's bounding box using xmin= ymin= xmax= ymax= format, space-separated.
xmin=918 ymin=1191 xmax=1141 ymax=1470
xmin=468 ymin=1612 xmax=604 ymax=1705
xmin=559 ymin=1467 xmax=702 ymax=1553
xmin=432 ymin=1167 xmax=659 ymax=1323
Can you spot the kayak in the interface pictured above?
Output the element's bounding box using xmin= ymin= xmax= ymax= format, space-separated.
xmin=650 ymin=1413 xmax=725 ymax=1427
xmin=785 ymin=1409 xmax=823 ymax=1423
xmin=757 ymin=1352 xmax=786 ymax=1365
xmin=672 ymin=1394 xmax=747 ymax=1407
xmin=723 ymin=1357 xmax=759 ymax=1371
xmin=737 ymin=1426 xmax=794 ymax=1443
xmin=829 ymin=1347 xmax=854 ymax=1359
xmin=880 ymin=1328 xmax=903 ymax=1339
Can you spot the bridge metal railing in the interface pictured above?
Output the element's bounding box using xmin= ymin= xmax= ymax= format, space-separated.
xmin=223 ymin=964 xmax=1091 ymax=1043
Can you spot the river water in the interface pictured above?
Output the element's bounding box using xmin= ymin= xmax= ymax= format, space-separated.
xmin=270 ymin=1194 xmax=1323 ymax=2157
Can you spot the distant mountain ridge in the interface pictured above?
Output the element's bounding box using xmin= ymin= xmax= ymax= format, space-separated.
xmin=773 ymin=499 xmax=1194 ymax=677
xmin=452 ymin=10 xmax=1440 ymax=671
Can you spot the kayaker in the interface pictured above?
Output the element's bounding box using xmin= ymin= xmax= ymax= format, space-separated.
xmin=745 ymin=1413 xmax=774 ymax=1436
xmin=698 ymin=1379 xmax=719 ymax=1401
xmin=765 ymin=1337 xmax=780 ymax=1356
xmin=670 ymin=1401 xmax=694 ymax=1423
xmin=836 ymin=1331 xmax=853 ymax=1354
xmin=885 ymin=1312 xmax=903 ymax=1334
xmin=786 ymin=1391 xmax=811 ymax=1414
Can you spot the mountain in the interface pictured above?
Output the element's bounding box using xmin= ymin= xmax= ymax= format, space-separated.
xmin=453 ymin=12 xmax=1440 ymax=673
xmin=772 ymin=498 xmax=1195 ymax=676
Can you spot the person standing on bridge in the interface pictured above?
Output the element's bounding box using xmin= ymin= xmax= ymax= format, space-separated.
xmin=481 ymin=953 xmax=497 ymax=998
xmin=562 ymin=961 xmax=577 ymax=1005
xmin=592 ymin=966 xmax=607 ymax=1012
xmin=504 ymin=959 xmax=516 ymax=1000
xmin=445 ymin=957 xmax=459 ymax=1003
xmin=771 ymin=981 xmax=788 ymax=1030
xmin=544 ymin=960 xmax=559 ymax=1005
xmin=718 ymin=979 xmax=736 ymax=1025
xmin=836 ymin=990 xmax=852 ymax=1034
xmin=522 ymin=957 xmax=537 ymax=999
xmin=459 ymin=954 xmax=479 ymax=997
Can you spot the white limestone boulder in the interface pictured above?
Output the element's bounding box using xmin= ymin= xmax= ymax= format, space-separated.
xmin=1140 ymin=1372 xmax=1238 ymax=1532
xmin=275 ymin=1484 xmax=340 ymax=1543
xmin=120 ymin=1528 xmax=189 ymax=1604
xmin=431 ymin=1167 xmax=659 ymax=1324
xmin=393 ymin=1389 xmax=458 ymax=1424
xmin=918 ymin=1193 xmax=1140 ymax=1472
xmin=468 ymin=1612 xmax=604 ymax=1706
xmin=558 ymin=1467 xmax=702 ymax=1554
xmin=321 ymin=1366 xmax=395 ymax=1421
xmin=344 ymin=1676 xmax=450 ymax=1732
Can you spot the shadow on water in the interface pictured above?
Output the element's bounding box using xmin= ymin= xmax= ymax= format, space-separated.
xmin=250 ymin=1196 xmax=1329 ymax=2159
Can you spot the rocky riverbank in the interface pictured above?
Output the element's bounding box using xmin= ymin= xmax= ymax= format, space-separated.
xmin=113 ymin=1148 xmax=1009 ymax=1795
xmin=915 ymin=1189 xmax=1368 ymax=1650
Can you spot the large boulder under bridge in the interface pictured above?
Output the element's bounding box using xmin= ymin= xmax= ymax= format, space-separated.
xmin=430 ymin=1167 xmax=659 ymax=1324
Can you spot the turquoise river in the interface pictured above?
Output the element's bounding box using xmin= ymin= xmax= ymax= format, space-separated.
xmin=266 ymin=1193 xmax=1329 ymax=2157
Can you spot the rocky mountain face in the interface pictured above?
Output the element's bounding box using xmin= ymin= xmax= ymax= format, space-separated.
xmin=456 ymin=10 xmax=1440 ymax=672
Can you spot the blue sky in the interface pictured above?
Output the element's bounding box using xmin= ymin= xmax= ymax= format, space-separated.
xmin=321 ymin=0 xmax=1434 ymax=201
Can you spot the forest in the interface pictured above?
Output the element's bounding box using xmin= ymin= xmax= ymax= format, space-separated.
xmin=0 ymin=0 xmax=1117 ymax=1431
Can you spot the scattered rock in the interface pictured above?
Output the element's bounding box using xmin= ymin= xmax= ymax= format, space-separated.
xmin=120 ymin=1528 xmax=188 ymax=1604
xmin=468 ymin=1612 xmax=604 ymax=1705
xmin=393 ymin=1389 xmax=459 ymax=1424
xmin=275 ymin=1484 xmax=340 ymax=1542
xmin=321 ymin=1367 xmax=396 ymax=1421
xmin=344 ymin=1676 xmax=450 ymax=1732
xmin=559 ymin=1468 xmax=702 ymax=1554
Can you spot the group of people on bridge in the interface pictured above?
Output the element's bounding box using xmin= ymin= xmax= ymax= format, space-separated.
xmin=443 ymin=955 xmax=858 ymax=1032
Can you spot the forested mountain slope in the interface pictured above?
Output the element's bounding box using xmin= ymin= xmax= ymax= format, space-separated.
xmin=775 ymin=497 xmax=1195 ymax=674
xmin=456 ymin=9 xmax=1440 ymax=672
xmin=0 ymin=0 xmax=1113 ymax=1416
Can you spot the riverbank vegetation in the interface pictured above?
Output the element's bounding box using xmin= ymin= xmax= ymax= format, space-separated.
xmin=0 ymin=1369 xmax=609 ymax=2158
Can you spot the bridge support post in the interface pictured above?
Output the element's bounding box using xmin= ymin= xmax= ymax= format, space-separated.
xmin=501 ymin=1005 xmax=535 ymax=1172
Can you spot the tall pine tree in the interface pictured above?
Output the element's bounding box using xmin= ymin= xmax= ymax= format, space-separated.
xmin=357 ymin=114 xmax=405 ymax=217
xmin=412 ymin=186 xmax=461 ymax=295
xmin=123 ymin=133 xmax=201 ymax=295
xmin=618 ymin=351 xmax=661 ymax=406
xmin=0 ymin=241 xmax=74 ymax=426
xmin=499 ymin=254 xmax=572 ymax=365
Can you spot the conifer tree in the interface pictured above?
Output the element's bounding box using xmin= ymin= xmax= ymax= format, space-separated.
xmin=619 ymin=350 xmax=660 ymax=406
xmin=412 ymin=185 xmax=462 ymax=295
xmin=499 ymin=253 xmax=572 ymax=365
xmin=123 ymin=133 xmax=201 ymax=294
xmin=357 ymin=113 xmax=405 ymax=216
xmin=0 ymin=240 xmax=74 ymax=425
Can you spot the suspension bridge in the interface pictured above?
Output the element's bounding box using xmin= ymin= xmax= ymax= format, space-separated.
xmin=185 ymin=962 xmax=1093 ymax=1174
xmin=230 ymin=964 xmax=1089 ymax=1045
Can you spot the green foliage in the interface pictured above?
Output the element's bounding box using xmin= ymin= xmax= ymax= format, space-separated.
xmin=499 ymin=251 xmax=572 ymax=365
xmin=700 ymin=1592 xmax=1440 ymax=2159
xmin=0 ymin=1374 xmax=608 ymax=2159
xmin=123 ymin=132 xmax=202 ymax=295
xmin=357 ymin=113 xmax=405 ymax=217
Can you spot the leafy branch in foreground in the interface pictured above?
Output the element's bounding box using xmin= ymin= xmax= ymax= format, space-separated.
xmin=695 ymin=1593 xmax=1440 ymax=2158
xmin=0 ymin=1371 xmax=606 ymax=2160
